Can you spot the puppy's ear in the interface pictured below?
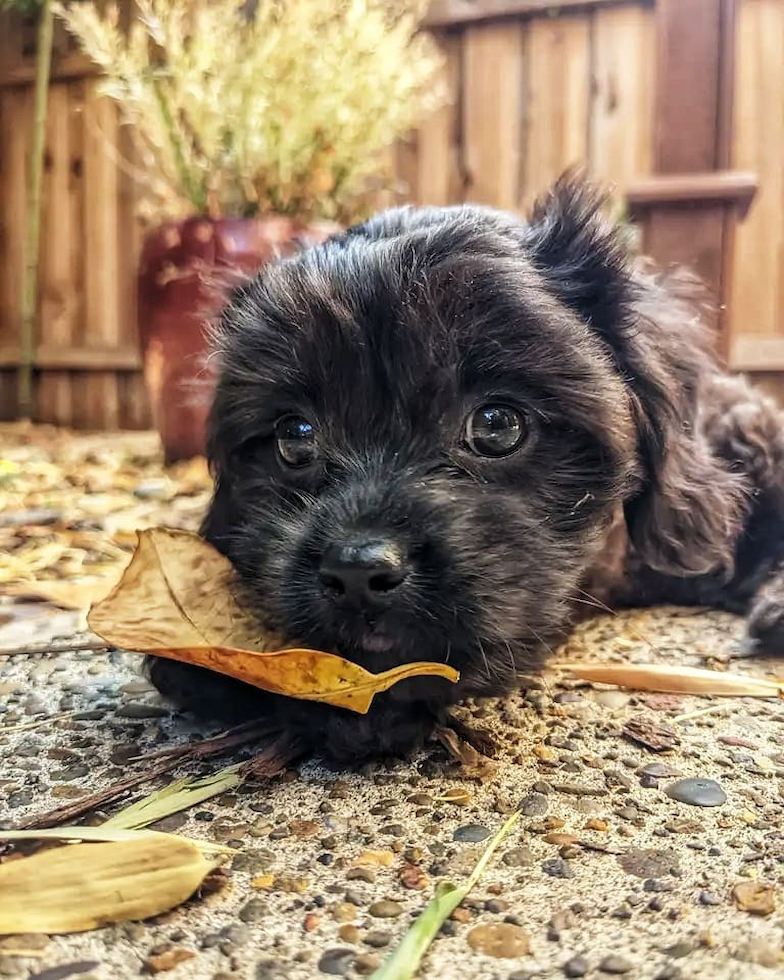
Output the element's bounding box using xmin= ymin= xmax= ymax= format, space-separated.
xmin=526 ymin=172 xmax=748 ymax=576
xmin=523 ymin=171 xmax=632 ymax=341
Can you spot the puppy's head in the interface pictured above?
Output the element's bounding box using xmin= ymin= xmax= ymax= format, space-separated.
xmin=203 ymin=176 xmax=742 ymax=705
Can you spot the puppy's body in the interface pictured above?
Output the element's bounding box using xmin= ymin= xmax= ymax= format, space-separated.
xmin=148 ymin=177 xmax=784 ymax=761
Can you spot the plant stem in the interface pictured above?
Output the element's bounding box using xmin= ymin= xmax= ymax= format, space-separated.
xmin=18 ymin=0 xmax=54 ymax=420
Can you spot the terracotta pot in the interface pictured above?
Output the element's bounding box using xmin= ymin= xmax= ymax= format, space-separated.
xmin=138 ymin=215 xmax=337 ymax=463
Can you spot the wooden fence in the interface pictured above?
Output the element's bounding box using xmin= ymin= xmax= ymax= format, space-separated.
xmin=0 ymin=0 xmax=783 ymax=428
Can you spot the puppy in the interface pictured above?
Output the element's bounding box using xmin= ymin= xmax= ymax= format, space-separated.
xmin=148 ymin=174 xmax=784 ymax=762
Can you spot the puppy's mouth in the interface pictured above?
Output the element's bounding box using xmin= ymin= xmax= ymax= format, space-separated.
xmin=357 ymin=627 xmax=396 ymax=655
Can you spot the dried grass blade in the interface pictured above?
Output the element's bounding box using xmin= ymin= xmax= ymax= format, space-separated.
xmin=552 ymin=662 xmax=784 ymax=698
xmin=0 ymin=826 xmax=235 ymax=854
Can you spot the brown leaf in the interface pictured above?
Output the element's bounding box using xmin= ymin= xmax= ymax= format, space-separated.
xmin=622 ymin=717 xmax=680 ymax=752
xmin=435 ymin=726 xmax=499 ymax=781
xmin=0 ymin=837 xmax=219 ymax=934
xmin=88 ymin=528 xmax=459 ymax=714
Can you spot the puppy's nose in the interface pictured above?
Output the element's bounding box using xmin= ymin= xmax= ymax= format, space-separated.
xmin=319 ymin=539 xmax=408 ymax=606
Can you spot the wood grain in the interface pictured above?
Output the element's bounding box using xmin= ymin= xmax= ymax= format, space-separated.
xmin=462 ymin=21 xmax=526 ymax=209
xmin=520 ymin=13 xmax=591 ymax=210
xmin=589 ymin=3 xmax=654 ymax=197
xmin=729 ymin=0 xmax=784 ymax=346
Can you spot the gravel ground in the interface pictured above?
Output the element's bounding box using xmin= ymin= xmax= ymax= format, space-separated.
xmin=1 ymin=602 xmax=783 ymax=980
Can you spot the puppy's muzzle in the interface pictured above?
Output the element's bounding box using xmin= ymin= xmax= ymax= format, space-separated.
xmin=318 ymin=537 xmax=409 ymax=610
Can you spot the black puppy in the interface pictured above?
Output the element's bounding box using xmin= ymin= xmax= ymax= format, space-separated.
xmin=148 ymin=174 xmax=784 ymax=762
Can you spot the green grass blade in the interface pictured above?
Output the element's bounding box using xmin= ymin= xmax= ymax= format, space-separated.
xmin=370 ymin=809 xmax=521 ymax=980
xmin=103 ymin=763 xmax=243 ymax=830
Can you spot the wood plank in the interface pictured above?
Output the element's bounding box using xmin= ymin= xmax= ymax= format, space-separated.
xmin=0 ymin=86 xmax=31 ymax=418
xmin=521 ymin=13 xmax=591 ymax=210
xmin=37 ymin=83 xmax=75 ymax=425
xmin=731 ymin=335 xmax=784 ymax=373
xmin=728 ymin=0 xmax=784 ymax=342
xmin=627 ymin=170 xmax=757 ymax=211
xmin=462 ymin=22 xmax=526 ymax=209
xmin=653 ymin=0 xmax=724 ymax=172
xmin=589 ymin=3 xmax=654 ymax=197
xmin=0 ymin=346 xmax=142 ymax=370
xmin=415 ymin=33 xmax=463 ymax=205
xmin=425 ymin=0 xmax=643 ymax=29
xmin=81 ymin=81 xmax=121 ymax=427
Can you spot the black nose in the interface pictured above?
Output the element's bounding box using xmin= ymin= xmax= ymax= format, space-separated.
xmin=319 ymin=539 xmax=408 ymax=606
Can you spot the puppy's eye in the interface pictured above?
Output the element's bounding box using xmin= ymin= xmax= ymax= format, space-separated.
xmin=465 ymin=404 xmax=527 ymax=458
xmin=275 ymin=415 xmax=317 ymax=468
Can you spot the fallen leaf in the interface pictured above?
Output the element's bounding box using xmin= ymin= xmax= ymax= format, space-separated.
xmin=0 ymin=837 xmax=219 ymax=934
xmin=434 ymin=787 xmax=472 ymax=806
xmin=0 ymin=826 xmax=234 ymax=854
xmin=435 ymin=726 xmax=498 ymax=781
xmin=622 ymin=717 xmax=680 ymax=752
xmin=552 ymin=662 xmax=783 ymax=699
xmin=88 ymin=529 xmax=459 ymax=714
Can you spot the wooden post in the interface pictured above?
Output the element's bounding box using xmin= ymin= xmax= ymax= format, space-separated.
xmin=626 ymin=0 xmax=756 ymax=361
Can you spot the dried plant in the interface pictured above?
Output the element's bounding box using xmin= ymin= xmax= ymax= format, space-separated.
xmin=55 ymin=0 xmax=444 ymax=222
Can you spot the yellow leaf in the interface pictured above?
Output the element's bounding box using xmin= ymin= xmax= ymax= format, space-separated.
xmin=0 ymin=837 xmax=219 ymax=934
xmin=552 ymin=662 xmax=784 ymax=699
xmin=88 ymin=528 xmax=459 ymax=714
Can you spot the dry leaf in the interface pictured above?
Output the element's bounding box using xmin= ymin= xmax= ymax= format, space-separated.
xmin=435 ymin=726 xmax=499 ymax=782
xmin=88 ymin=528 xmax=459 ymax=714
xmin=553 ymin=662 xmax=784 ymax=699
xmin=0 ymin=837 xmax=219 ymax=934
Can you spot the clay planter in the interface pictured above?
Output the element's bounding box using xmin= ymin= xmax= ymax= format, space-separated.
xmin=138 ymin=216 xmax=337 ymax=463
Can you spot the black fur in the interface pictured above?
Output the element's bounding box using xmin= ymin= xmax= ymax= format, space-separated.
xmin=147 ymin=174 xmax=784 ymax=763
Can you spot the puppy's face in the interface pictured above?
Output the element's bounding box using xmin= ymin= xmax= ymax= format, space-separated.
xmin=204 ymin=190 xmax=644 ymax=705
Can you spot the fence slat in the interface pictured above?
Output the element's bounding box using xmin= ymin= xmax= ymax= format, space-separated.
xmin=520 ymin=13 xmax=591 ymax=211
xmin=461 ymin=21 xmax=526 ymax=209
xmin=81 ymin=80 xmax=120 ymax=428
xmin=589 ymin=3 xmax=654 ymax=201
xmin=729 ymin=0 xmax=784 ymax=349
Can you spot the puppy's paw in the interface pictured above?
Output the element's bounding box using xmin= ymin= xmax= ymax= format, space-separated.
xmin=746 ymin=572 xmax=784 ymax=654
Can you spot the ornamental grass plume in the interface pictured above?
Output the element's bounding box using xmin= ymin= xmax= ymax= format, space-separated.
xmin=56 ymin=0 xmax=444 ymax=222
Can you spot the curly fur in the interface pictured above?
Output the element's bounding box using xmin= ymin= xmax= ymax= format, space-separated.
xmin=147 ymin=173 xmax=784 ymax=763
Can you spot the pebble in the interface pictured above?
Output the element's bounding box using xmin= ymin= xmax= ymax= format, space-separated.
xmin=542 ymin=859 xmax=573 ymax=878
xmin=338 ymin=925 xmax=360 ymax=944
xmin=466 ymin=923 xmax=530 ymax=958
xmin=617 ymin=849 xmax=679 ymax=879
xmin=368 ymin=901 xmax=404 ymax=918
xmin=698 ymin=891 xmax=721 ymax=906
xmin=518 ymin=793 xmax=548 ymax=816
xmin=238 ymin=900 xmax=267 ymax=923
xmin=665 ymin=778 xmax=726 ymax=807
xmin=353 ymin=953 xmax=381 ymax=975
xmin=563 ymin=955 xmax=589 ymax=978
xmin=363 ymin=931 xmax=392 ymax=948
xmin=503 ymin=846 xmax=534 ymax=867
xmin=317 ymin=948 xmax=354 ymax=976
xmin=453 ymin=824 xmax=491 ymax=843
xmin=598 ymin=954 xmax=634 ymax=974
xmin=732 ymin=880 xmax=776 ymax=915
xmin=143 ymin=948 xmax=196 ymax=973
xmin=114 ymin=702 xmax=169 ymax=719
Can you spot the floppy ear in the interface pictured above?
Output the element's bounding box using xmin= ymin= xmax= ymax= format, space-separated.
xmin=524 ymin=172 xmax=748 ymax=576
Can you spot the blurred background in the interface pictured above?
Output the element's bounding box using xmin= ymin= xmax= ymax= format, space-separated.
xmin=0 ymin=0 xmax=780 ymax=466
